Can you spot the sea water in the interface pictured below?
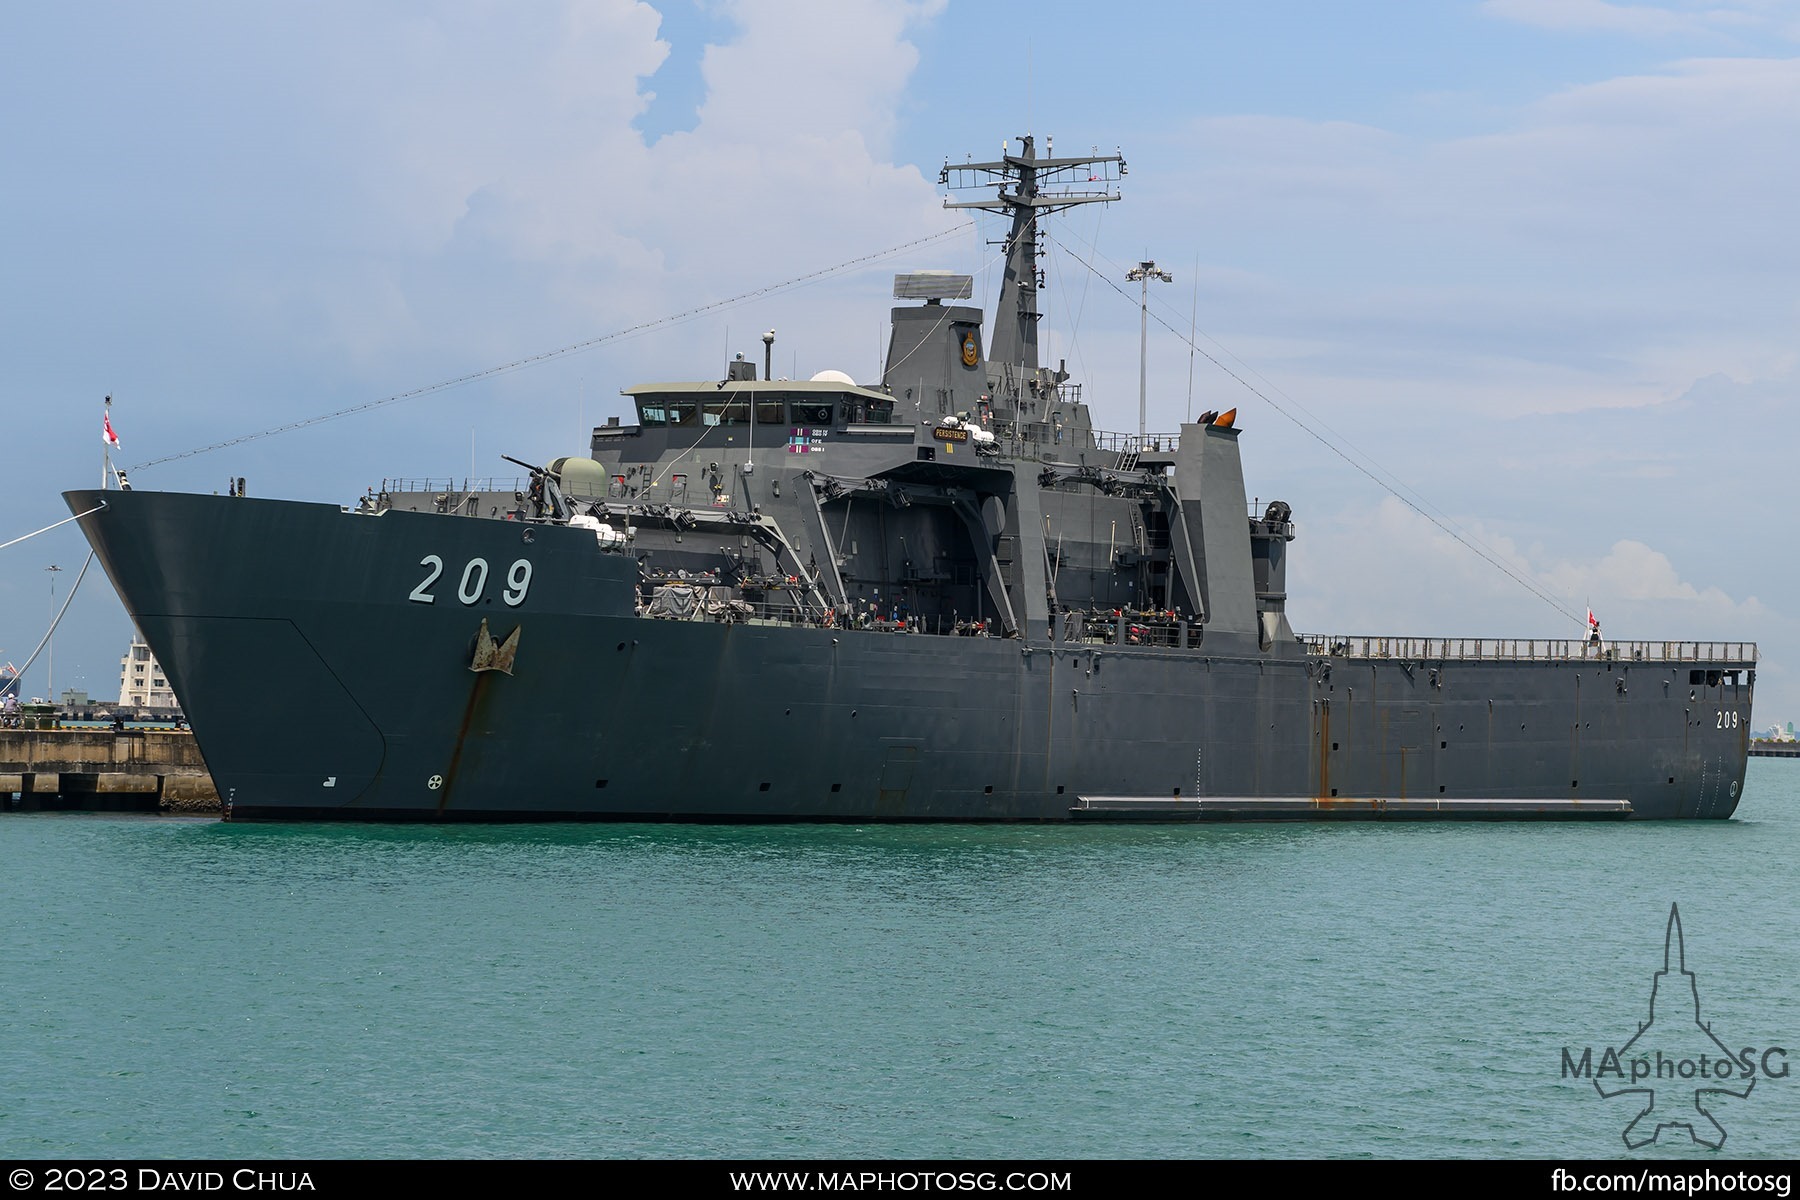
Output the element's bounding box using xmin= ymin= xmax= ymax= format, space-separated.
xmin=4 ymin=760 xmax=1797 ymax=1160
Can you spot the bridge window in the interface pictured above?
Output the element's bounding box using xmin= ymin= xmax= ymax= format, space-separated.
xmin=703 ymin=398 xmax=751 ymax=426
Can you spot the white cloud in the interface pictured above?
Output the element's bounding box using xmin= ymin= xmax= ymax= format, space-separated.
xmin=139 ymin=0 xmax=976 ymax=438
xmin=1284 ymin=494 xmax=1791 ymax=719
xmin=1453 ymin=56 xmax=1800 ymax=262
xmin=1290 ymin=496 xmax=1765 ymax=642
xmin=1542 ymin=538 xmax=1765 ymax=613
xmin=322 ymin=2 xmax=672 ymax=255
xmin=1482 ymin=0 xmax=1773 ymax=39
xmin=1154 ymin=52 xmax=1800 ymax=437
xmin=317 ymin=0 xmax=958 ymax=371
xmin=692 ymin=0 xmax=944 ymax=156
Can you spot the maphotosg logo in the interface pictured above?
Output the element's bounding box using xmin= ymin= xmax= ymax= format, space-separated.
xmin=1562 ymin=904 xmax=1788 ymax=1149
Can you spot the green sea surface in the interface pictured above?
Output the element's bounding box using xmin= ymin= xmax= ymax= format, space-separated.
xmin=4 ymin=761 xmax=1797 ymax=1160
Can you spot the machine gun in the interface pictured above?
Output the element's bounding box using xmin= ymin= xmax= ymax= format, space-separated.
xmin=502 ymin=454 xmax=572 ymax=521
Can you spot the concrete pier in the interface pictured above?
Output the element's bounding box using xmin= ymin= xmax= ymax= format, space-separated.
xmin=0 ymin=728 xmax=220 ymax=814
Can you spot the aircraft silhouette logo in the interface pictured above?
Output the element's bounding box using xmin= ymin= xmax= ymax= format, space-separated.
xmin=1592 ymin=904 xmax=1752 ymax=1149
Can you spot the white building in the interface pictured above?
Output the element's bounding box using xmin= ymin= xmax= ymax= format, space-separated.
xmin=118 ymin=637 xmax=179 ymax=709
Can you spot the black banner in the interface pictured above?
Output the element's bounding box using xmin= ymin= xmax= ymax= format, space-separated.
xmin=3 ymin=1160 xmax=1796 ymax=1196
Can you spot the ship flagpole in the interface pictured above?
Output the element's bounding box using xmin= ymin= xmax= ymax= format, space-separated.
xmin=102 ymin=395 xmax=117 ymax=489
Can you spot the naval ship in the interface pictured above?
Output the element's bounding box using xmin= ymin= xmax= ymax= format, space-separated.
xmin=67 ymin=138 xmax=1755 ymax=821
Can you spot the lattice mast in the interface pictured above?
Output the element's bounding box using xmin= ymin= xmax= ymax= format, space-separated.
xmin=941 ymin=136 xmax=1124 ymax=374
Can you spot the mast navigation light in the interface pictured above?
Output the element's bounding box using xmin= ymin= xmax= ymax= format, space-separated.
xmin=1127 ymin=260 xmax=1174 ymax=441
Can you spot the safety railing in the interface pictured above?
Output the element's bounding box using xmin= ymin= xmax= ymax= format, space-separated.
xmin=1087 ymin=430 xmax=1182 ymax=456
xmin=984 ymin=425 xmax=1184 ymax=462
xmin=636 ymin=591 xmax=997 ymax=637
xmin=1303 ymin=635 xmax=1758 ymax=664
xmin=1053 ymin=611 xmax=1188 ymax=647
xmin=380 ymin=477 xmax=530 ymax=495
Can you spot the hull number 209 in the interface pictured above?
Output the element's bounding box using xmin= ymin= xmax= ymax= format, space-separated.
xmin=410 ymin=555 xmax=532 ymax=607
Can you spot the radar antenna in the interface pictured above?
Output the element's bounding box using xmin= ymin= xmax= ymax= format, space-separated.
xmin=941 ymin=135 xmax=1124 ymax=373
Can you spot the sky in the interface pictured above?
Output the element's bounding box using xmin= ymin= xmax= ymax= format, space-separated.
xmin=2 ymin=0 xmax=1796 ymax=724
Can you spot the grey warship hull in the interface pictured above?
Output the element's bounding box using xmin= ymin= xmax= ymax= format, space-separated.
xmin=67 ymin=135 xmax=1755 ymax=821
xmin=65 ymin=487 xmax=1750 ymax=822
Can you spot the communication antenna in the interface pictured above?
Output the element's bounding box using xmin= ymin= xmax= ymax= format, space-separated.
xmin=940 ymin=136 xmax=1123 ymax=373
xmin=1127 ymin=260 xmax=1173 ymax=441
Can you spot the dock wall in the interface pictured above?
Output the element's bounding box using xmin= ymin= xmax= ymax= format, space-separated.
xmin=0 ymin=729 xmax=220 ymax=814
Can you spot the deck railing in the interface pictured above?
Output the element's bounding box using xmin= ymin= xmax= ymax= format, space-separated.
xmin=380 ymin=477 xmax=529 ymax=495
xmin=629 ymin=604 xmax=1758 ymax=663
xmin=1303 ymin=635 xmax=1758 ymax=664
xmin=1086 ymin=430 xmax=1182 ymax=456
xmin=639 ymin=591 xmax=996 ymax=638
xmin=986 ymin=424 xmax=1184 ymax=462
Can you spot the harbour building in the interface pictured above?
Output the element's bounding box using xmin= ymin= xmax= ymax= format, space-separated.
xmin=118 ymin=637 xmax=178 ymax=709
